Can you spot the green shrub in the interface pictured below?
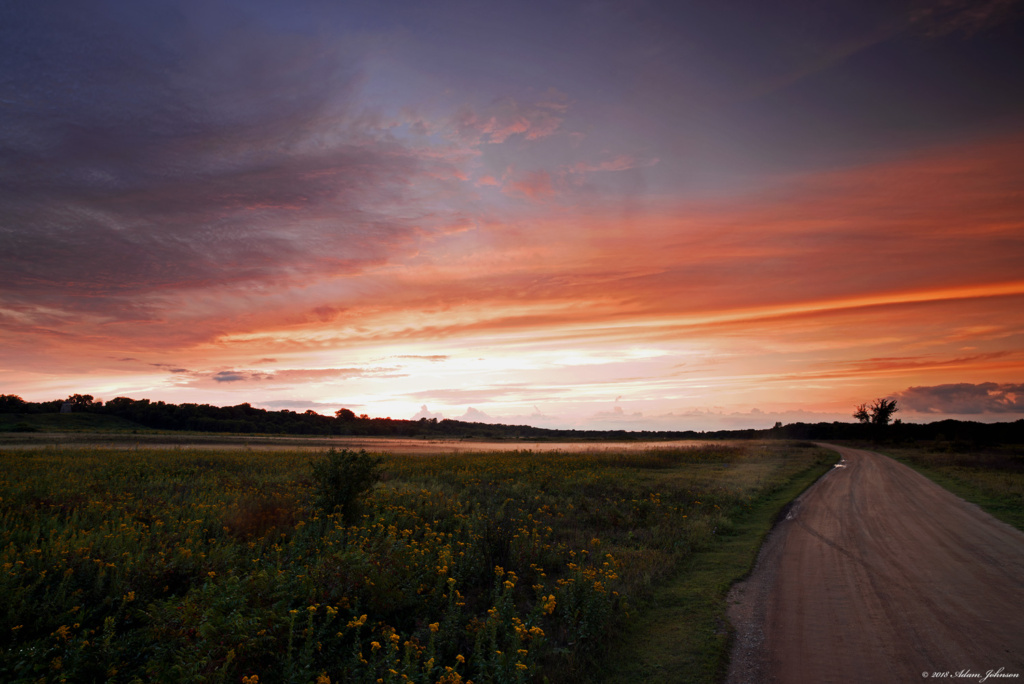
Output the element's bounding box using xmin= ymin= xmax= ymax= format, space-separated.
xmin=310 ymin=448 xmax=381 ymax=522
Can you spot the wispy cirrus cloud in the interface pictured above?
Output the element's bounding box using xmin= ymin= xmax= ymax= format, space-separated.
xmin=572 ymin=155 xmax=660 ymax=174
xmin=504 ymin=170 xmax=556 ymax=199
xmin=200 ymin=367 xmax=404 ymax=386
xmin=451 ymin=95 xmax=568 ymax=145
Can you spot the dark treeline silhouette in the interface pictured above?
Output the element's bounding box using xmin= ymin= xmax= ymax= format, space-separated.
xmin=768 ymin=418 xmax=1024 ymax=446
xmin=1 ymin=394 xmax=1023 ymax=444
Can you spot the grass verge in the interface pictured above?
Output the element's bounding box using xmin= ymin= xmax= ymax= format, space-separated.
xmin=595 ymin=446 xmax=836 ymax=684
xmin=879 ymin=445 xmax=1024 ymax=532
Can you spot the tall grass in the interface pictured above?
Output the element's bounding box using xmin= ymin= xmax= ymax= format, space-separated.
xmin=0 ymin=442 xmax=823 ymax=683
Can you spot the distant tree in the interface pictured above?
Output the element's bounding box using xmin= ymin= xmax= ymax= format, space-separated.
xmin=66 ymin=394 xmax=101 ymax=410
xmin=335 ymin=408 xmax=356 ymax=421
xmin=854 ymin=398 xmax=899 ymax=426
xmin=0 ymin=394 xmax=27 ymax=413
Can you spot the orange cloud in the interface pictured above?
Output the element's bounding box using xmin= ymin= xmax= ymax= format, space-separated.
xmin=5 ymin=133 xmax=1023 ymax=424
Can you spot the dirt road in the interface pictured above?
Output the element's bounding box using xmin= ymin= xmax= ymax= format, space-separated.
xmin=727 ymin=444 xmax=1024 ymax=684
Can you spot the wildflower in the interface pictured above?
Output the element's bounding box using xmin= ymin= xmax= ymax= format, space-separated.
xmin=456 ymin=654 xmax=465 ymax=663
xmin=316 ymin=674 xmax=331 ymax=684
xmin=371 ymin=641 xmax=381 ymax=651
xmin=429 ymin=622 xmax=440 ymax=633
xmin=241 ymin=676 xmax=259 ymax=684
xmin=516 ymin=663 xmax=528 ymax=671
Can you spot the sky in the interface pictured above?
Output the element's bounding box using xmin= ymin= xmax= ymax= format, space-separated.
xmin=2 ymin=0 xmax=1024 ymax=430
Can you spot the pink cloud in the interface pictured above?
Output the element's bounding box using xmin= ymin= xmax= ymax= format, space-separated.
xmin=451 ymin=97 xmax=566 ymax=145
xmin=504 ymin=170 xmax=555 ymax=199
xmin=573 ymin=155 xmax=660 ymax=173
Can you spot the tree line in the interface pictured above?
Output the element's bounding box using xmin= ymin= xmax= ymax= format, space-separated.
xmin=0 ymin=393 xmax=705 ymax=440
xmin=1 ymin=393 xmax=1022 ymax=445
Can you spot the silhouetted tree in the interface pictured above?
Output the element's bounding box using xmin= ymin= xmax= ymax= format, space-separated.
xmin=65 ymin=394 xmax=101 ymax=410
xmin=0 ymin=395 xmax=27 ymax=413
xmin=854 ymin=398 xmax=899 ymax=426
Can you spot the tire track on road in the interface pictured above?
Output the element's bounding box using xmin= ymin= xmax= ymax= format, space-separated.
xmin=726 ymin=444 xmax=1024 ymax=684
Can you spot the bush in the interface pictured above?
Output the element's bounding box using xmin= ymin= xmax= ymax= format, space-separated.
xmin=310 ymin=448 xmax=381 ymax=523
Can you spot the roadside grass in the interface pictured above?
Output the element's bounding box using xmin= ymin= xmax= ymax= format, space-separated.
xmin=0 ymin=441 xmax=831 ymax=683
xmin=880 ymin=444 xmax=1024 ymax=531
xmin=595 ymin=443 xmax=836 ymax=684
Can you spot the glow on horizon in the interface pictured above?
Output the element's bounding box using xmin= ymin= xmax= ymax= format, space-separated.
xmin=2 ymin=1 xmax=1024 ymax=429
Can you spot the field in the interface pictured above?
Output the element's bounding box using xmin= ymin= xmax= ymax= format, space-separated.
xmin=0 ymin=441 xmax=833 ymax=683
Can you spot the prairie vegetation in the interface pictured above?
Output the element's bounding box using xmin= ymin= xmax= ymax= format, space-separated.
xmin=0 ymin=442 xmax=831 ymax=683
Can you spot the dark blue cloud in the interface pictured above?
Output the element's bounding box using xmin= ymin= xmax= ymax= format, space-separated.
xmin=0 ymin=0 xmax=436 ymax=307
xmin=897 ymin=382 xmax=1024 ymax=414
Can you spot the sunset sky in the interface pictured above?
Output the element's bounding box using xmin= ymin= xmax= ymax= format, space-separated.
xmin=2 ymin=0 xmax=1023 ymax=430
